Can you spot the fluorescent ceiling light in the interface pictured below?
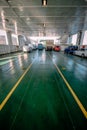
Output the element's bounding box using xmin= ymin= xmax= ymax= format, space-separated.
xmin=42 ymin=0 xmax=47 ymax=6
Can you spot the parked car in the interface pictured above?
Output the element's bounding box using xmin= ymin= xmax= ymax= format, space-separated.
xmin=38 ymin=43 xmax=44 ymax=50
xmin=53 ymin=45 xmax=61 ymax=51
xmin=74 ymin=48 xmax=87 ymax=58
xmin=64 ymin=45 xmax=78 ymax=54
xmin=23 ymin=44 xmax=33 ymax=52
xmin=32 ymin=44 xmax=37 ymax=50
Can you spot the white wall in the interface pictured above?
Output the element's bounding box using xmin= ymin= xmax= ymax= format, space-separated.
xmin=0 ymin=30 xmax=22 ymax=55
xmin=0 ymin=29 xmax=6 ymax=45
xmin=80 ymin=11 xmax=87 ymax=45
xmin=0 ymin=45 xmax=22 ymax=55
xmin=71 ymin=34 xmax=78 ymax=45
xmin=81 ymin=30 xmax=87 ymax=45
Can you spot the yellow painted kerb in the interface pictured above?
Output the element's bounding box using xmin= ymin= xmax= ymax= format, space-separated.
xmin=54 ymin=63 xmax=87 ymax=119
xmin=0 ymin=62 xmax=33 ymax=111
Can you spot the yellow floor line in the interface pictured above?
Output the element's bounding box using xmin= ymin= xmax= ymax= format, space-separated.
xmin=54 ymin=63 xmax=87 ymax=119
xmin=0 ymin=61 xmax=34 ymax=111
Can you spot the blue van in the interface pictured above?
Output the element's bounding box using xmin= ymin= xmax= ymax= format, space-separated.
xmin=38 ymin=43 xmax=44 ymax=50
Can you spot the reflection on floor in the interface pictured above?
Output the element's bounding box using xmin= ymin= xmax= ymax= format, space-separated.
xmin=0 ymin=50 xmax=87 ymax=130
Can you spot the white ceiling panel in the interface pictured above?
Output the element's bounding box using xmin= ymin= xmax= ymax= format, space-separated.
xmin=0 ymin=0 xmax=87 ymax=36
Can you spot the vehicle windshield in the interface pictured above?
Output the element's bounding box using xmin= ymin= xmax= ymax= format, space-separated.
xmin=38 ymin=43 xmax=42 ymax=45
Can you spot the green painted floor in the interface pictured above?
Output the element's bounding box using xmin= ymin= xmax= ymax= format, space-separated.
xmin=0 ymin=50 xmax=87 ymax=130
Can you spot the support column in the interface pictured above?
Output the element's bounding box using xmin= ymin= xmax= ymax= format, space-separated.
xmin=14 ymin=21 xmax=19 ymax=46
xmin=76 ymin=31 xmax=82 ymax=45
xmin=6 ymin=31 xmax=13 ymax=45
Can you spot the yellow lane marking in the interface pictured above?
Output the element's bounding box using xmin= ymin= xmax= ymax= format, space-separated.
xmin=0 ymin=61 xmax=34 ymax=111
xmin=54 ymin=63 xmax=87 ymax=119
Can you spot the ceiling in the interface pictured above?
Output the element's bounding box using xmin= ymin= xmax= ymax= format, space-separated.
xmin=0 ymin=0 xmax=87 ymax=37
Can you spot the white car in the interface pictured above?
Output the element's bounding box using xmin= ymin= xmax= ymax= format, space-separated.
xmin=23 ymin=44 xmax=33 ymax=52
xmin=74 ymin=48 xmax=87 ymax=58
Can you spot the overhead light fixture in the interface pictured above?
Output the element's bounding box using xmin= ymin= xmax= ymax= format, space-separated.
xmin=42 ymin=0 xmax=47 ymax=6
